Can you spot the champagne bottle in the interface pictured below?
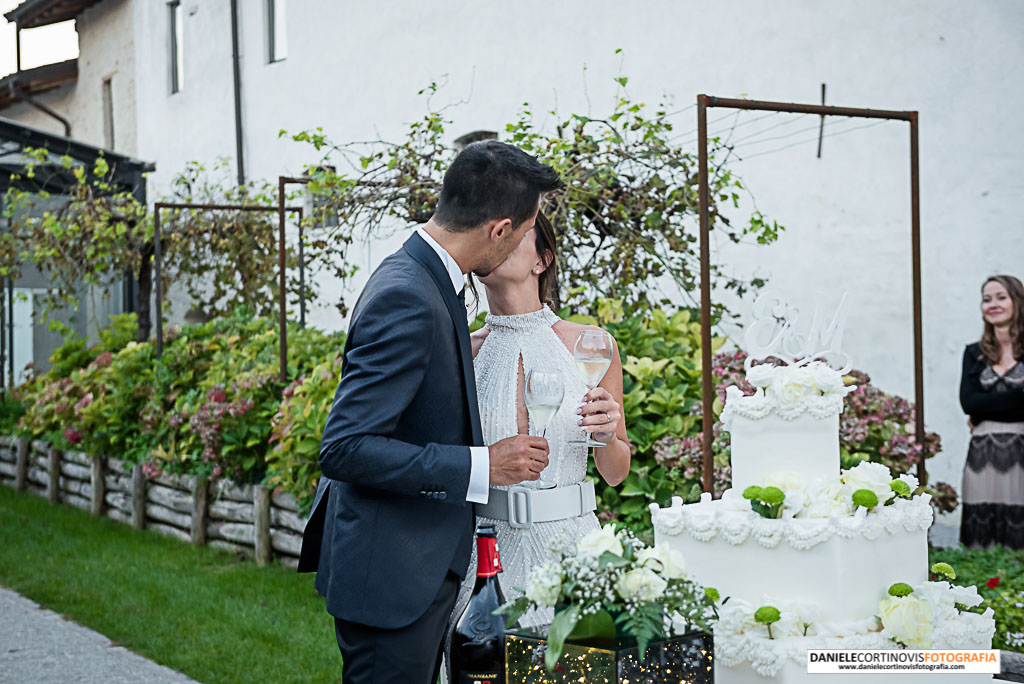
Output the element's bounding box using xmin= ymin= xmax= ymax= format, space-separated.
xmin=451 ymin=525 xmax=506 ymax=684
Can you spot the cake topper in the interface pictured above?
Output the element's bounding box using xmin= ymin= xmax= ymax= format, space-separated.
xmin=743 ymin=291 xmax=852 ymax=373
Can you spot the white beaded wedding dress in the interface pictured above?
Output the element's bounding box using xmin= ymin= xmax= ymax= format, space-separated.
xmin=443 ymin=305 xmax=602 ymax=679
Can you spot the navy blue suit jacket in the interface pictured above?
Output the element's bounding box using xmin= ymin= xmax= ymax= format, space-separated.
xmin=298 ymin=232 xmax=484 ymax=630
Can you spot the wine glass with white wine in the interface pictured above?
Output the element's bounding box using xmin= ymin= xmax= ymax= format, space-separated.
xmin=523 ymin=369 xmax=564 ymax=489
xmin=569 ymin=329 xmax=614 ymax=447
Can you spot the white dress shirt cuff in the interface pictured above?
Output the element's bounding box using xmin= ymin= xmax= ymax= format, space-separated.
xmin=466 ymin=446 xmax=490 ymax=504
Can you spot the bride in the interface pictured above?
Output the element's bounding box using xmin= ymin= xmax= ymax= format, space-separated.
xmin=444 ymin=211 xmax=631 ymax=673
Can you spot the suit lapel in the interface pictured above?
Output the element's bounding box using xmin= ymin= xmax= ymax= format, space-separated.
xmin=403 ymin=233 xmax=484 ymax=446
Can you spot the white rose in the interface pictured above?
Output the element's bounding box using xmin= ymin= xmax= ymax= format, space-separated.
xmin=898 ymin=472 xmax=920 ymax=493
xmin=616 ymin=567 xmax=668 ymax=602
xmin=842 ymin=461 xmax=896 ymax=505
xmin=636 ymin=545 xmax=687 ymax=580
xmin=525 ymin=561 xmax=563 ymax=608
xmin=804 ymin=480 xmax=853 ymax=518
xmin=770 ymin=366 xmax=817 ymax=407
xmin=806 ymin=362 xmax=846 ymax=395
xmin=576 ymin=524 xmax=623 ymax=559
xmin=746 ymin=363 xmax=776 ymax=388
xmin=765 ymin=470 xmax=806 ymax=493
xmin=879 ymin=595 xmax=934 ymax=648
xmin=717 ymin=600 xmax=758 ymax=635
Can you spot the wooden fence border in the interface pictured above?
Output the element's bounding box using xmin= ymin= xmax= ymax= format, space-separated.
xmin=0 ymin=436 xmax=303 ymax=567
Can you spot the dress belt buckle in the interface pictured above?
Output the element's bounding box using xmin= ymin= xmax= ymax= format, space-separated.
xmin=507 ymin=486 xmax=533 ymax=529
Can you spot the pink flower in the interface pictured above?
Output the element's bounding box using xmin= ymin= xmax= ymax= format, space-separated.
xmin=74 ymin=392 xmax=93 ymax=413
xmin=206 ymin=386 xmax=228 ymax=403
xmin=64 ymin=428 xmax=83 ymax=444
xmin=141 ymin=462 xmax=162 ymax=479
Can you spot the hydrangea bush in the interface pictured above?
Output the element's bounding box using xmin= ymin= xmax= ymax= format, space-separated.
xmin=15 ymin=311 xmax=343 ymax=485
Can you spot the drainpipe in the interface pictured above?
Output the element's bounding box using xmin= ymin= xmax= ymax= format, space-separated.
xmin=230 ymin=0 xmax=245 ymax=186
xmin=8 ymin=82 xmax=71 ymax=137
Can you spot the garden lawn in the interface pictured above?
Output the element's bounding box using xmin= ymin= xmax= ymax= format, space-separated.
xmin=0 ymin=486 xmax=340 ymax=683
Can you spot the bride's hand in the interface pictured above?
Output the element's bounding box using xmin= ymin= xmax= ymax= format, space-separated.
xmin=577 ymin=387 xmax=622 ymax=444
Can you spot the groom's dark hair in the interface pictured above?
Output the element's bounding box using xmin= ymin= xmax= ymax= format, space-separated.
xmin=433 ymin=140 xmax=561 ymax=232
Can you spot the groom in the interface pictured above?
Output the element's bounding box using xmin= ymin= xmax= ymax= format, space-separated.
xmin=298 ymin=140 xmax=562 ymax=683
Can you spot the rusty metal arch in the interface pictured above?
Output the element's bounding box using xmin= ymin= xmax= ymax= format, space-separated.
xmin=696 ymin=95 xmax=925 ymax=491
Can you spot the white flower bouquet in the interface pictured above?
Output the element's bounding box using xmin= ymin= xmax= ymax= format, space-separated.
xmin=497 ymin=524 xmax=718 ymax=671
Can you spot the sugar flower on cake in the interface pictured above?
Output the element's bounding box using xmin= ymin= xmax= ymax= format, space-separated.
xmin=723 ymin=360 xmax=855 ymax=424
xmin=897 ymin=472 xmax=920 ymax=492
xmin=807 ymin=361 xmax=848 ymax=394
xmin=764 ymin=471 xmax=810 ymax=516
xmin=772 ymin=366 xmax=819 ymax=409
xmin=841 ymin=461 xmax=896 ymax=507
xmin=745 ymin=362 xmax=777 ymax=388
xmin=878 ymin=592 xmax=934 ymax=648
xmin=802 ymin=479 xmax=854 ymax=518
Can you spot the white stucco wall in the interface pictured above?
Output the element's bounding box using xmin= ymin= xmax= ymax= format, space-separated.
xmin=131 ymin=0 xmax=1024 ymax=486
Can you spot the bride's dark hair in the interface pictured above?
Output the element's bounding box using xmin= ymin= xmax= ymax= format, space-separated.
xmin=468 ymin=209 xmax=560 ymax=311
xmin=534 ymin=210 xmax=559 ymax=307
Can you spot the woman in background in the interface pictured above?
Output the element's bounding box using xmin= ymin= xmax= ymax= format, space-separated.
xmin=959 ymin=274 xmax=1024 ymax=550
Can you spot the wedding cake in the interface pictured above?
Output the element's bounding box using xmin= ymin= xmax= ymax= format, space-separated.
xmin=650 ymin=296 xmax=996 ymax=683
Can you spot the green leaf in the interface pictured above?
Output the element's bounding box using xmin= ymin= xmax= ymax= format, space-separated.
xmin=546 ymin=604 xmax=581 ymax=671
xmin=569 ymin=609 xmax=616 ymax=640
xmin=597 ymin=551 xmax=630 ymax=568
xmin=494 ymin=596 xmax=531 ymax=628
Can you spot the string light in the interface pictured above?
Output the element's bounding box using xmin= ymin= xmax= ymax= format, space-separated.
xmin=505 ymin=631 xmax=713 ymax=683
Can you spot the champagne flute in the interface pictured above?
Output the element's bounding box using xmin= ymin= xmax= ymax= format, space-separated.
xmin=524 ymin=369 xmax=563 ymax=489
xmin=569 ymin=329 xmax=614 ymax=447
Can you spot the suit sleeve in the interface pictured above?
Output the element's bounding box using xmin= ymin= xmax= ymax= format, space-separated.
xmin=959 ymin=345 xmax=1024 ymax=420
xmin=318 ymin=286 xmax=472 ymax=504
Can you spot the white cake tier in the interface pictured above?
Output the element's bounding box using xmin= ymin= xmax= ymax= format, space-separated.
xmin=719 ymin=659 xmax=996 ymax=684
xmin=651 ymin=496 xmax=934 ymax=625
xmin=728 ymin=412 xmax=840 ymax=491
xmin=666 ymin=520 xmax=926 ymax=625
xmin=714 ymin=605 xmax=996 ymax=683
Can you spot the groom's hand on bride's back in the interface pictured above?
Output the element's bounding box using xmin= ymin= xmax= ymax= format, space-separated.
xmin=488 ymin=435 xmax=550 ymax=485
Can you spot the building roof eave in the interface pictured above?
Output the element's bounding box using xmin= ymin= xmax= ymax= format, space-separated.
xmin=4 ymin=0 xmax=104 ymax=29
xmin=0 ymin=59 xmax=78 ymax=110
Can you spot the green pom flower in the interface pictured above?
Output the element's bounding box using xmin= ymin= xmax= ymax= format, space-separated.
xmin=754 ymin=605 xmax=782 ymax=639
xmin=931 ymin=562 xmax=956 ymax=580
xmin=888 ymin=583 xmax=914 ymax=597
xmin=742 ymin=486 xmax=763 ymax=500
xmin=852 ymin=488 xmax=879 ymax=510
xmin=760 ymin=486 xmax=785 ymax=505
xmin=890 ymin=480 xmax=912 ymax=499
xmin=705 ymin=587 xmax=721 ymax=603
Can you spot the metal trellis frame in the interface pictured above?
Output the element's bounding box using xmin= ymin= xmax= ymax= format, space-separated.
xmin=277 ymin=176 xmax=313 ymax=385
xmin=152 ymin=202 xmax=304 ymax=383
xmin=696 ymin=94 xmax=925 ymax=492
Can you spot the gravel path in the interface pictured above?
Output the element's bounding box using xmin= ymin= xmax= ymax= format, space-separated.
xmin=0 ymin=586 xmax=197 ymax=683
